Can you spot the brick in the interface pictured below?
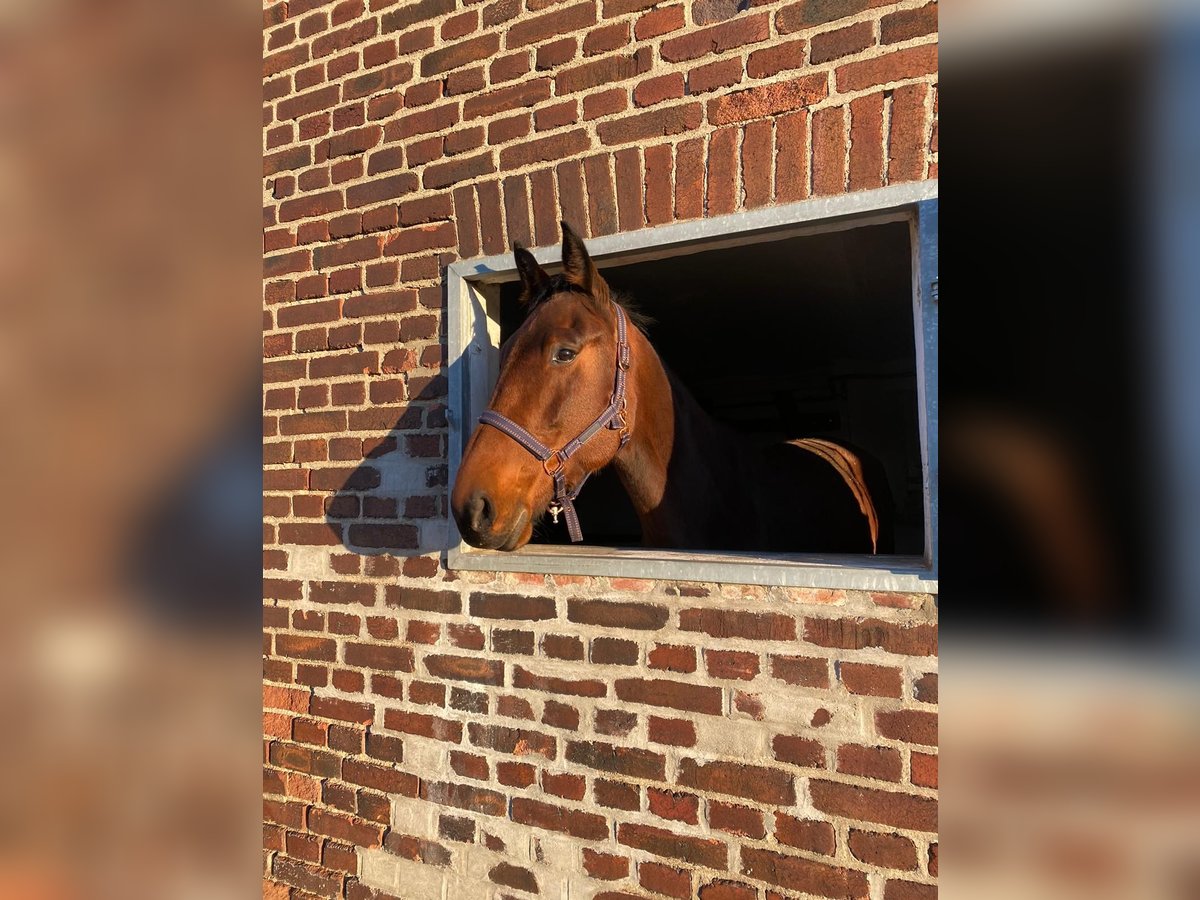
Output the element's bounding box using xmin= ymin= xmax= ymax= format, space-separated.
xmin=648 ymin=789 xmax=699 ymax=825
xmin=465 ymin=79 xmax=551 ymax=120
xmin=584 ymin=153 xmax=618 ymax=235
xmin=875 ymin=709 xmax=937 ymax=746
xmin=635 ymin=5 xmax=685 ymax=40
xmin=566 ymin=740 xmax=666 ymax=780
xmin=888 ymin=82 xmax=928 ymax=183
xmin=913 ymin=672 xmax=938 ymax=703
xmin=840 ymin=661 xmax=902 ymax=697
xmin=343 ymin=759 xmax=419 ymax=795
xmin=343 ymin=643 xmax=412 ymax=672
xmin=747 ymin=38 xmax=807 ymax=79
xmin=811 ymin=20 xmax=873 ymax=64
xmin=647 ymin=716 xmax=695 ymax=747
xmin=776 ymin=0 xmax=870 ymax=33
xmin=640 ymin=861 xmax=691 ymax=899
xmin=383 ymin=710 xmax=463 ymax=742
xmin=468 ymin=722 xmax=557 ymax=758
xmin=542 ymin=698 xmax=580 ymax=730
xmin=309 ymin=808 xmax=385 ymax=847
xmin=278 ymin=84 xmax=340 ymax=121
xmin=741 ymin=847 xmax=869 ymax=898
xmin=775 ymin=814 xmax=835 ymax=855
xmin=773 ymin=734 xmax=825 ymax=768
xmin=279 ymin=191 xmax=344 ymax=222
xmin=705 ymin=649 xmax=759 ymax=680
xmin=698 ymin=881 xmax=756 ymax=900
xmin=660 ymin=13 xmax=769 ymax=62
xmin=708 ymin=75 xmax=828 ymax=126
xmin=617 ymin=823 xmax=726 ymax=869
xmin=421 ymin=781 xmax=507 ymax=817
xmin=421 ymin=32 xmax=500 ymax=77
xmin=594 ymin=778 xmax=640 ymax=810
xmin=595 ymin=708 xmax=637 ymax=736
xmin=677 ymin=759 xmax=795 ymax=805
xmin=272 ymin=857 xmax=342 ymax=896
xmin=512 ymin=798 xmax=609 ymax=840
xmin=812 ymin=105 xmax=847 ymax=196
xmin=708 ymin=801 xmax=764 ymax=838
xmin=680 ymin=608 xmax=796 ymax=641
xmin=470 ymin=592 xmax=556 ymax=620
xmin=615 ymin=678 xmax=721 ymax=715
xmin=345 ymin=173 xmax=419 ymax=208
xmin=382 ymin=832 xmax=452 ymax=866
xmin=597 ymin=103 xmax=702 ymax=146
xmin=810 ymin=779 xmax=937 ymax=832
xmin=490 ymin=862 xmax=538 ymax=894
xmin=837 ymin=744 xmax=902 ymax=782
xmin=507 ymin=1 xmax=596 ymax=49
xmin=384 ymin=0 xmax=453 ymax=33
xmin=275 ymin=634 xmax=337 ymax=662
xmin=848 ymin=829 xmax=918 ymax=870
xmin=687 ymin=57 xmax=742 ymax=95
xmin=884 ymin=881 xmax=937 ymax=900
xmin=311 ymin=696 xmax=373 ymax=724
xmin=556 ymin=47 xmax=652 ymax=95
xmin=424 ymin=151 xmax=496 ymax=189
xmin=584 ymin=849 xmax=629 ymax=880
xmin=591 ymin=637 xmax=638 ymax=665
xmin=836 ymin=44 xmax=938 ymax=93
xmin=584 ymin=20 xmax=628 ymax=56
xmin=425 ymin=654 xmax=504 ymax=685
xmin=514 ymin=666 xmax=606 ymax=697
xmin=849 ymin=92 xmax=885 ymax=190
xmin=649 ymin=644 xmax=696 ymax=673
xmin=881 ymin=3 xmax=938 ymax=44
xmin=497 ymin=760 xmax=536 ymax=787
xmin=634 ymin=72 xmax=684 ymax=107
xmin=499 ymin=128 xmax=591 ymax=169
xmin=493 ymin=629 xmax=535 ymax=655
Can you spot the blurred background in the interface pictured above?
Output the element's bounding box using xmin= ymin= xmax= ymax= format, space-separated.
xmin=0 ymin=1 xmax=263 ymax=897
xmin=0 ymin=0 xmax=1196 ymax=897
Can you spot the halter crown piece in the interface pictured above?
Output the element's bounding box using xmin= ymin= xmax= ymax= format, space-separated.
xmin=478 ymin=302 xmax=632 ymax=543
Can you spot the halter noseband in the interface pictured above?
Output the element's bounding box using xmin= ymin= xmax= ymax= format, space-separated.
xmin=478 ymin=302 xmax=632 ymax=543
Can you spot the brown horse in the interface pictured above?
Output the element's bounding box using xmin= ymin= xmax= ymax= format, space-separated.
xmin=451 ymin=222 xmax=888 ymax=554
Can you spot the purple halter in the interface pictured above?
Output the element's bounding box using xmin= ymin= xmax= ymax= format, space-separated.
xmin=478 ymin=302 xmax=632 ymax=542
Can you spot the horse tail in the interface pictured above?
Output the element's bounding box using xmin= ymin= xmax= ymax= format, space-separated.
xmin=786 ymin=439 xmax=893 ymax=554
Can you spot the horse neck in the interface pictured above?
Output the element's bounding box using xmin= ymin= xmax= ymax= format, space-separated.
xmin=611 ymin=325 xmax=755 ymax=547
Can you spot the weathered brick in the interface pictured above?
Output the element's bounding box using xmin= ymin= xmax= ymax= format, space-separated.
xmin=512 ymin=797 xmax=609 ymax=840
xmin=741 ymin=847 xmax=869 ymax=898
xmin=615 ymin=678 xmax=721 ymax=715
xmin=566 ymin=740 xmax=666 ymax=780
xmin=470 ymin=592 xmax=556 ymax=620
xmin=848 ymin=828 xmax=918 ymax=870
xmin=617 ymin=823 xmax=726 ymax=869
xmin=810 ymin=779 xmax=938 ymax=832
xmin=677 ymin=759 xmax=796 ymax=805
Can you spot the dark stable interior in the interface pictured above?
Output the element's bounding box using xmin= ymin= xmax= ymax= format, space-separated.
xmin=498 ymin=221 xmax=925 ymax=556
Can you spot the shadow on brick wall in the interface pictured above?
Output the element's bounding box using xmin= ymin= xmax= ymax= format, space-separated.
xmin=324 ymin=268 xmax=475 ymax=558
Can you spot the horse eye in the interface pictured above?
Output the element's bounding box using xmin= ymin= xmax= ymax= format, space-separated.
xmin=553 ymin=347 xmax=577 ymax=364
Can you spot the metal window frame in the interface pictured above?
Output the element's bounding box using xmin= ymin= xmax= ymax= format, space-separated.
xmin=445 ymin=181 xmax=938 ymax=593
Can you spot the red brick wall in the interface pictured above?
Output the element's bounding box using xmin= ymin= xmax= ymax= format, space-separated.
xmin=263 ymin=1 xmax=938 ymax=898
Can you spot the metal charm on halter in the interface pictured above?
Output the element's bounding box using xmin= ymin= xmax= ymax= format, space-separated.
xmin=478 ymin=302 xmax=632 ymax=543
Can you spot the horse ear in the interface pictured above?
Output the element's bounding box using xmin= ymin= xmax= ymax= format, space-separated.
xmin=560 ymin=221 xmax=609 ymax=306
xmin=513 ymin=243 xmax=549 ymax=304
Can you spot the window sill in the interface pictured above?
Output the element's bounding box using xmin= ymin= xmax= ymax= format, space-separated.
xmin=447 ymin=543 xmax=937 ymax=594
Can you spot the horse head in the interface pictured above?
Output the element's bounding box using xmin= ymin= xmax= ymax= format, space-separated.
xmin=451 ymin=223 xmax=632 ymax=550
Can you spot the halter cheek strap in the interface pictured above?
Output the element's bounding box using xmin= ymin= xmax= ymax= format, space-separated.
xmin=478 ymin=302 xmax=631 ymax=543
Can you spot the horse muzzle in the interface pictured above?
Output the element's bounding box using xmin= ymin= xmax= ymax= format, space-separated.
xmin=452 ymin=489 xmax=531 ymax=551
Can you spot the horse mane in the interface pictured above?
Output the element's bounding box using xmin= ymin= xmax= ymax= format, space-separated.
xmin=522 ymin=274 xmax=654 ymax=333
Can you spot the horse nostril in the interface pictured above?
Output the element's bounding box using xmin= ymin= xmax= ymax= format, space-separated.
xmin=467 ymin=491 xmax=494 ymax=534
